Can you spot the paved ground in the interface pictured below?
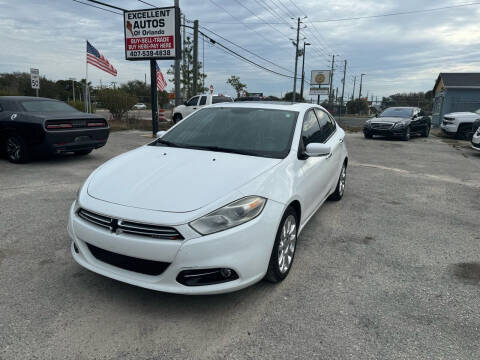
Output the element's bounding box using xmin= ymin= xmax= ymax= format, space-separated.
xmin=1 ymin=131 xmax=479 ymax=359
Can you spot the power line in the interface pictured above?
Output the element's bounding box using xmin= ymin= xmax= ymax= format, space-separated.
xmin=71 ymin=0 xmax=123 ymax=15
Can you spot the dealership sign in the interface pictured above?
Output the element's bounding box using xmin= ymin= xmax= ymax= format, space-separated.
xmin=311 ymin=70 xmax=331 ymax=85
xmin=309 ymin=87 xmax=329 ymax=95
xmin=124 ymin=6 xmax=181 ymax=61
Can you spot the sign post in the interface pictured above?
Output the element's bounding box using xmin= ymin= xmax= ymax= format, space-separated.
xmin=30 ymin=68 xmax=40 ymax=97
xmin=124 ymin=6 xmax=181 ymax=135
xmin=209 ymin=84 xmax=214 ymax=94
xmin=310 ymin=70 xmax=330 ymax=105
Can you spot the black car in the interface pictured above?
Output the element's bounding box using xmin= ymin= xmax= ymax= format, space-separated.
xmin=0 ymin=96 xmax=109 ymax=163
xmin=363 ymin=107 xmax=431 ymax=141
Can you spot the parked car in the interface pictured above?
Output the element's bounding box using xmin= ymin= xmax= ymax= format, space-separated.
xmin=132 ymin=103 xmax=147 ymax=110
xmin=363 ymin=107 xmax=431 ymax=141
xmin=472 ymin=118 xmax=480 ymax=134
xmin=441 ymin=110 xmax=480 ymax=140
xmin=0 ymin=96 xmax=109 ymax=163
xmin=172 ymin=94 xmax=233 ymax=123
xmin=472 ymin=126 xmax=480 ymax=152
xmin=68 ymin=102 xmax=348 ymax=294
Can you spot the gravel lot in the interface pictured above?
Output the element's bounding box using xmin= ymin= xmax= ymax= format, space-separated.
xmin=1 ymin=130 xmax=479 ymax=359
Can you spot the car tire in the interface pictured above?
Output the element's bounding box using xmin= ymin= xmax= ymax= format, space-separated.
xmin=422 ymin=125 xmax=430 ymax=137
xmin=364 ymin=132 xmax=372 ymax=139
xmin=457 ymin=124 xmax=472 ymax=140
xmin=328 ymin=162 xmax=347 ymax=201
xmin=6 ymin=135 xmax=29 ymax=163
xmin=173 ymin=114 xmax=182 ymax=124
xmin=74 ymin=149 xmax=93 ymax=156
xmin=402 ymin=126 xmax=411 ymax=141
xmin=265 ymin=207 xmax=298 ymax=283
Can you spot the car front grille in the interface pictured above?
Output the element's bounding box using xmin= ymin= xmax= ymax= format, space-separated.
xmin=371 ymin=122 xmax=393 ymax=130
xmin=77 ymin=208 xmax=184 ymax=240
xmin=86 ymin=242 xmax=170 ymax=276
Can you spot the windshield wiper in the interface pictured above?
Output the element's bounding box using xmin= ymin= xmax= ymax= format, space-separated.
xmin=155 ymin=139 xmax=182 ymax=147
xmin=186 ymin=145 xmax=262 ymax=157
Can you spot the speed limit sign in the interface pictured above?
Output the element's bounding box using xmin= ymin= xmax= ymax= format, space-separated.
xmin=30 ymin=68 xmax=40 ymax=89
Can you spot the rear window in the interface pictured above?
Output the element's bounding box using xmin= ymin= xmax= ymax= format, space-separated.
xmin=212 ymin=96 xmax=233 ymax=104
xmin=21 ymin=100 xmax=79 ymax=112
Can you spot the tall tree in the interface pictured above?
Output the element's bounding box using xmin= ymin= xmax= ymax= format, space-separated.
xmin=167 ymin=36 xmax=207 ymax=101
xmin=226 ymin=75 xmax=247 ymax=98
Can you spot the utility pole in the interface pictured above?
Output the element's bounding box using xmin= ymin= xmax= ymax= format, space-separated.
xmin=192 ymin=20 xmax=199 ymax=96
xmin=328 ymin=55 xmax=337 ymax=107
xmin=292 ymin=17 xmax=301 ymax=102
xmin=340 ymin=60 xmax=347 ymax=118
xmin=352 ymin=76 xmax=356 ymax=101
xmin=299 ymin=42 xmax=310 ymax=101
xmin=174 ymin=1 xmax=181 ymax=106
xmin=359 ymin=73 xmax=366 ymax=100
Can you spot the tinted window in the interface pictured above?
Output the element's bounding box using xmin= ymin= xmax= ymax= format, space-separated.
xmin=199 ymin=96 xmax=207 ymax=105
xmin=379 ymin=108 xmax=413 ymax=118
xmin=314 ymin=108 xmax=336 ymax=141
xmin=157 ymin=107 xmax=298 ymax=159
xmin=301 ymin=110 xmax=323 ymax=146
xmin=21 ymin=100 xmax=78 ymax=112
xmin=186 ymin=96 xmax=199 ymax=106
xmin=212 ymin=96 xmax=233 ymax=104
xmin=0 ymin=101 xmax=19 ymax=111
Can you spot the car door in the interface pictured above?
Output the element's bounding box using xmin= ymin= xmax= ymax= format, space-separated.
xmin=314 ymin=108 xmax=344 ymax=192
xmin=197 ymin=95 xmax=207 ymax=109
xmin=410 ymin=108 xmax=423 ymax=133
xmin=296 ymin=109 xmax=333 ymax=220
xmin=184 ymin=96 xmax=200 ymax=116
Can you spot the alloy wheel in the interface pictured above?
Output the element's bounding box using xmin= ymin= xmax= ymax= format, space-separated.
xmin=6 ymin=137 xmax=21 ymax=161
xmin=278 ymin=215 xmax=297 ymax=274
xmin=338 ymin=165 xmax=346 ymax=197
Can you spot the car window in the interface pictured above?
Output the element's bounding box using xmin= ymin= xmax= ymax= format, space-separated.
xmin=314 ymin=108 xmax=336 ymax=142
xmin=301 ymin=110 xmax=323 ymax=147
xmin=199 ymin=96 xmax=207 ymax=106
xmin=21 ymin=100 xmax=78 ymax=112
xmin=212 ymin=96 xmax=233 ymax=104
xmin=186 ymin=96 xmax=199 ymax=106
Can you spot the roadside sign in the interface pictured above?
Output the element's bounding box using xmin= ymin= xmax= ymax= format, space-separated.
xmin=30 ymin=68 xmax=40 ymax=89
xmin=311 ymin=70 xmax=331 ymax=85
xmin=124 ymin=6 xmax=181 ymax=61
xmin=209 ymin=84 xmax=214 ymax=94
xmin=168 ymin=92 xmax=175 ymax=100
xmin=309 ymin=87 xmax=329 ymax=95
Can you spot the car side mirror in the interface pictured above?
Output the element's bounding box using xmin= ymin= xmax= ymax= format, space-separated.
xmin=156 ymin=130 xmax=166 ymax=138
xmin=305 ymin=143 xmax=331 ymax=157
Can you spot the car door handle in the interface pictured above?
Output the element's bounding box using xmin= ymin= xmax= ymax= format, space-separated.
xmin=326 ymin=153 xmax=333 ymax=159
xmin=338 ymin=138 xmax=344 ymax=143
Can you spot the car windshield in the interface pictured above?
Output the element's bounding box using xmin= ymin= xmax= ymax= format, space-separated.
xmin=379 ymin=108 xmax=413 ymax=118
xmin=153 ymin=107 xmax=298 ymax=159
xmin=21 ymin=100 xmax=79 ymax=112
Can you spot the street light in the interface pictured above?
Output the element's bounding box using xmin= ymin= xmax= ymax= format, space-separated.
xmin=299 ymin=42 xmax=311 ymax=101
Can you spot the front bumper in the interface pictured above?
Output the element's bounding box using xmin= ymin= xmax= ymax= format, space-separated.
xmin=472 ymin=134 xmax=480 ymax=151
xmin=68 ymin=200 xmax=284 ymax=294
xmin=363 ymin=127 xmax=407 ymax=137
xmin=440 ymin=122 xmax=457 ymax=135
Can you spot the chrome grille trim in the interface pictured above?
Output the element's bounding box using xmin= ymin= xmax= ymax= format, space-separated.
xmin=77 ymin=208 xmax=183 ymax=240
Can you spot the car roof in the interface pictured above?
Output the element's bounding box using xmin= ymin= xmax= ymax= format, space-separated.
xmin=208 ymin=101 xmax=325 ymax=112
xmin=0 ymin=96 xmax=60 ymax=102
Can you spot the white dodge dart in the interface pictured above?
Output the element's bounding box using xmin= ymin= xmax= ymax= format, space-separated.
xmin=68 ymin=102 xmax=348 ymax=294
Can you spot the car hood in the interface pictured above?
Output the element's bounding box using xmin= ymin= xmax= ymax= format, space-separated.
xmin=370 ymin=116 xmax=409 ymax=123
xmin=444 ymin=112 xmax=477 ymax=118
xmin=87 ymin=145 xmax=282 ymax=213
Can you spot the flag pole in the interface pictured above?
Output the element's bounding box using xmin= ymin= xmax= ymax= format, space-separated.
xmin=85 ymin=40 xmax=89 ymax=113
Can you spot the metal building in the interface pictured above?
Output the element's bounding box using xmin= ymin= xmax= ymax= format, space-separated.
xmin=432 ymin=73 xmax=480 ymax=126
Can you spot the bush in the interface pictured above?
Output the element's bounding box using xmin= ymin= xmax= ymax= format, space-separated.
xmin=96 ymin=89 xmax=137 ymax=121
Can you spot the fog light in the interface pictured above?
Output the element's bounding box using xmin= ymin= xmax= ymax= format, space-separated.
xmin=220 ymin=268 xmax=232 ymax=278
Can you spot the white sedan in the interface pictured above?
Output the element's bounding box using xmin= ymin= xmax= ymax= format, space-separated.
xmin=68 ymin=102 xmax=348 ymax=294
xmin=132 ymin=103 xmax=147 ymax=110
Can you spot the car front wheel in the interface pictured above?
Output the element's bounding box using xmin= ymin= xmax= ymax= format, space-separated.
xmin=402 ymin=126 xmax=411 ymax=141
xmin=265 ymin=207 xmax=298 ymax=283
xmin=422 ymin=125 xmax=430 ymax=137
xmin=328 ymin=163 xmax=347 ymax=201
xmin=173 ymin=114 xmax=182 ymax=124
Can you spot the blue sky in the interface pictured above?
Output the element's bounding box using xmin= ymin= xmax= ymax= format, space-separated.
xmin=1 ymin=0 xmax=480 ymax=101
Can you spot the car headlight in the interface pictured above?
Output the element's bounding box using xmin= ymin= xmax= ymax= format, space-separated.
xmin=393 ymin=122 xmax=405 ymax=129
xmin=189 ymin=196 xmax=266 ymax=235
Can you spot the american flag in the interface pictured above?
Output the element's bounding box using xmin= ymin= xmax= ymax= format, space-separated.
xmin=87 ymin=41 xmax=117 ymax=77
xmin=156 ymin=62 xmax=167 ymax=91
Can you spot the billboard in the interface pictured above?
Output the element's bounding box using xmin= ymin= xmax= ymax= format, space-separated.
xmin=124 ymin=6 xmax=181 ymax=61
xmin=311 ymin=70 xmax=331 ymax=85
